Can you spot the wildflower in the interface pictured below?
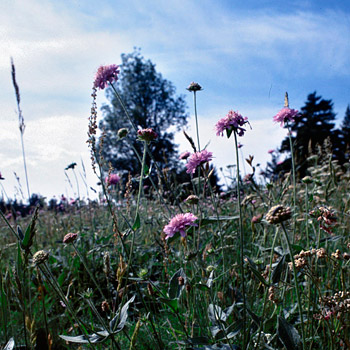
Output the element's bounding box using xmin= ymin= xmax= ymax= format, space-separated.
xmin=215 ymin=110 xmax=250 ymax=137
xmin=302 ymin=176 xmax=313 ymax=184
xmin=310 ymin=206 xmax=337 ymax=234
xmin=273 ymin=107 xmax=298 ymax=127
xmin=184 ymin=194 xmax=199 ymax=205
xmin=316 ymin=248 xmax=327 ymax=259
xmin=187 ymin=82 xmax=202 ymax=92
xmin=0 ymin=172 xmax=4 ymax=180
xmin=266 ymin=205 xmax=292 ymax=224
xmin=33 ymin=250 xmax=49 ymax=266
xmin=163 ymin=213 xmax=198 ymax=239
xmin=268 ymin=149 xmax=274 ymax=154
xmin=117 ymin=128 xmax=129 ymax=139
xmin=179 ymin=151 xmax=191 ymax=160
xmin=94 ymin=64 xmax=119 ymax=90
xmin=105 ymin=173 xmax=121 ymax=186
xmin=63 ymin=232 xmax=78 ymax=244
xmin=186 ymin=150 xmax=213 ymax=174
xmin=137 ymin=128 xmax=158 ymax=142
xmin=251 ymin=214 xmax=263 ymax=224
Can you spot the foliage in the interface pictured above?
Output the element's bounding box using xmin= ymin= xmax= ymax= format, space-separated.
xmin=99 ymin=49 xmax=189 ymax=176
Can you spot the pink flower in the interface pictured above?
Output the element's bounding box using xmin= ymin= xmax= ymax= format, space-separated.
xmin=63 ymin=232 xmax=78 ymax=244
xmin=268 ymin=149 xmax=275 ymax=154
xmin=186 ymin=150 xmax=213 ymax=174
xmin=137 ymin=128 xmax=158 ymax=142
xmin=179 ymin=151 xmax=191 ymax=160
xmin=215 ymin=110 xmax=250 ymax=137
xmin=273 ymin=107 xmax=298 ymax=127
xmin=105 ymin=174 xmax=121 ymax=186
xmin=94 ymin=64 xmax=120 ymax=90
xmin=163 ymin=213 xmax=198 ymax=239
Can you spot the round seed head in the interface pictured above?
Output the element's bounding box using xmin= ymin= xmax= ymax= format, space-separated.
xmin=266 ymin=205 xmax=292 ymax=224
xmin=33 ymin=250 xmax=49 ymax=266
xmin=63 ymin=232 xmax=78 ymax=244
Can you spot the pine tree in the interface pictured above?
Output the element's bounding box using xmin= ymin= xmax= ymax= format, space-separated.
xmin=340 ymin=105 xmax=350 ymax=153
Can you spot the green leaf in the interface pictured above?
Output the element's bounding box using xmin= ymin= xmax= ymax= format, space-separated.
xmin=277 ymin=315 xmax=301 ymax=350
xmin=168 ymin=268 xmax=187 ymax=299
xmin=271 ymin=255 xmax=286 ymax=284
xmin=109 ymin=295 xmax=135 ymax=332
xmin=132 ymin=214 xmax=141 ymax=231
xmin=245 ymin=256 xmax=269 ymax=286
xmin=59 ymin=330 xmax=109 ymax=344
xmin=159 ymin=297 xmax=178 ymax=311
xmin=3 ymin=337 xmax=15 ymax=350
xmin=21 ymin=206 xmax=39 ymax=250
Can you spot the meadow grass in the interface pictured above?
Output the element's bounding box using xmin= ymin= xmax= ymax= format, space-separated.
xmin=1 ymin=71 xmax=350 ymax=349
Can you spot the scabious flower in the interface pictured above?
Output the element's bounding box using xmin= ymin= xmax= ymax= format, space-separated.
xmin=273 ymin=107 xmax=298 ymax=127
xmin=105 ymin=174 xmax=121 ymax=186
xmin=163 ymin=213 xmax=198 ymax=239
xmin=266 ymin=205 xmax=292 ymax=224
xmin=94 ymin=64 xmax=120 ymax=90
xmin=187 ymin=82 xmax=202 ymax=92
xmin=63 ymin=232 xmax=78 ymax=244
xmin=33 ymin=250 xmax=49 ymax=266
xmin=137 ymin=128 xmax=158 ymax=142
xmin=179 ymin=151 xmax=191 ymax=160
xmin=186 ymin=150 xmax=213 ymax=174
xmin=215 ymin=110 xmax=249 ymax=137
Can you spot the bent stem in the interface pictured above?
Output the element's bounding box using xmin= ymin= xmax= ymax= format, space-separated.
xmin=281 ymin=222 xmax=305 ymax=350
xmin=234 ymin=132 xmax=247 ymax=349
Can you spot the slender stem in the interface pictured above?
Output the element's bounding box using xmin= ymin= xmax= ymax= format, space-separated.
xmin=281 ymin=222 xmax=305 ymax=350
xmin=193 ymin=91 xmax=201 ymax=152
xmin=20 ymin=132 xmax=31 ymax=201
xmin=72 ymin=243 xmax=106 ymax=301
xmin=287 ymin=125 xmax=297 ymax=243
xmin=234 ymin=132 xmax=247 ymax=349
xmin=254 ymin=226 xmax=280 ymax=349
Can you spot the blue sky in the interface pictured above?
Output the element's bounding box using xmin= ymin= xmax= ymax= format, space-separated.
xmin=0 ymin=0 xmax=349 ymax=200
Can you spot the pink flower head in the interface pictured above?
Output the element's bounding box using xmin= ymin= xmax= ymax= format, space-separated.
xmin=163 ymin=213 xmax=198 ymax=239
xmin=94 ymin=64 xmax=120 ymax=90
xmin=179 ymin=151 xmax=191 ymax=160
xmin=268 ymin=149 xmax=275 ymax=154
xmin=186 ymin=150 xmax=213 ymax=174
xmin=137 ymin=128 xmax=158 ymax=142
xmin=215 ymin=110 xmax=250 ymax=137
xmin=273 ymin=107 xmax=298 ymax=127
xmin=105 ymin=173 xmax=121 ymax=186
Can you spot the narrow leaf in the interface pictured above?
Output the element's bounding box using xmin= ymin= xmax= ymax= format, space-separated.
xmin=110 ymin=295 xmax=135 ymax=332
xmin=277 ymin=315 xmax=301 ymax=350
xmin=168 ymin=268 xmax=186 ymax=299
xmin=159 ymin=297 xmax=178 ymax=311
xmin=132 ymin=214 xmax=141 ymax=231
xmin=271 ymin=255 xmax=286 ymax=284
xmin=245 ymin=256 xmax=269 ymax=286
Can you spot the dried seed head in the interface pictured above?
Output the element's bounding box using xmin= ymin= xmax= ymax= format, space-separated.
xmin=266 ymin=205 xmax=292 ymax=224
xmin=117 ymin=128 xmax=129 ymax=139
xmin=63 ymin=232 xmax=78 ymax=244
xmin=187 ymin=82 xmax=202 ymax=92
xmin=101 ymin=300 xmax=110 ymax=312
xmin=103 ymin=252 xmax=111 ymax=276
xmin=184 ymin=194 xmax=199 ymax=205
xmin=33 ymin=250 xmax=49 ymax=266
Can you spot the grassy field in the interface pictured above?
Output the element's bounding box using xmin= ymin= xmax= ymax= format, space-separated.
xmin=1 ymin=147 xmax=350 ymax=349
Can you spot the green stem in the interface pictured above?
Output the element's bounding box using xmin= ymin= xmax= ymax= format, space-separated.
xmin=193 ymin=91 xmax=201 ymax=152
xmin=234 ymin=132 xmax=247 ymax=349
xmin=281 ymin=222 xmax=306 ymax=350
xmin=287 ymin=125 xmax=297 ymax=243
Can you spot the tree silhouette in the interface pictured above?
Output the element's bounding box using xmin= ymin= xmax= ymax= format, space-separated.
xmin=340 ymin=105 xmax=350 ymax=155
xmin=99 ymin=49 xmax=188 ymax=176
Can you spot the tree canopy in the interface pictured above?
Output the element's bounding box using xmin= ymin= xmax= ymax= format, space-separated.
xmin=99 ymin=50 xmax=188 ymax=176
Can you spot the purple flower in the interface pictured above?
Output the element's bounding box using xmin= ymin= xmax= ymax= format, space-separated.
xmin=215 ymin=110 xmax=249 ymax=137
xmin=94 ymin=64 xmax=120 ymax=90
xmin=163 ymin=213 xmax=198 ymax=239
xmin=179 ymin=151 xmax=191 ymax=160
xmin=186 ymin=150 xmax=213 ymax=174
xmin=105 ymin=174 xmax=121 ymax=186
xmin=273 ymin=107 xmax=298 ymax=127
xmin=137 ymin=128 xmax=158 ymax=142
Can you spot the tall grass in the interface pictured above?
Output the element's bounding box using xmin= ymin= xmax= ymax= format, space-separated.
xmin=0 ymin=66 xmax=350 ymax=350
